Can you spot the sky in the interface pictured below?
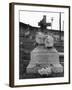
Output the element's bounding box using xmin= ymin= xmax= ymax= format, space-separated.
xmin=20 ymin=10 xmax=64 ymax=30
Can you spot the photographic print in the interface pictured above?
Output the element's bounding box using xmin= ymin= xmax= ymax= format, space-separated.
xmin=9 ymin=3 xmax=70 ymax=87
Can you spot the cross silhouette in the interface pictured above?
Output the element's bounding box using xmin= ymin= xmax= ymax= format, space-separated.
xmin=38 ymin=15 xmax=51 ymax=32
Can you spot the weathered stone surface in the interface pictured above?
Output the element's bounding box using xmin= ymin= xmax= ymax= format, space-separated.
xmin=26 ymin=45 xmax=63 ymax=74
xmin=52 ymin=64 xmax=63 ymax=73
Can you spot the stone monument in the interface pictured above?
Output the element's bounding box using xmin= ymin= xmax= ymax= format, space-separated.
xmin=26 ymin=16 xmax=63 ymax=75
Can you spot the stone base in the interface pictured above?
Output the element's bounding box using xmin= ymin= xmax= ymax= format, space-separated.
xmin=26 ymin=46 xmax=63 ymax=74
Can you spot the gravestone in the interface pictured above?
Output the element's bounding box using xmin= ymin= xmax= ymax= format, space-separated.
xmin=26 ymin=33 xmax=63 ymax=74
xmin=26 ymin=16 xmax=63 ymax=74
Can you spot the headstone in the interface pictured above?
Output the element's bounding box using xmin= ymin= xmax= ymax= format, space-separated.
xmin=26 ymin=46 xmax=63 ymax=74
xmin=26 ymin=32 xmax=63 ymax=74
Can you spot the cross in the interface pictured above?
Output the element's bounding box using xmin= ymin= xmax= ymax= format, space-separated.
xmin=38 ymin=15 xmax=51 ymax=32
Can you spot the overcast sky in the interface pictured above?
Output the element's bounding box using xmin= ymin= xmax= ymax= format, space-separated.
xmin=20 ymin=11 xmax=64 ymax=30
